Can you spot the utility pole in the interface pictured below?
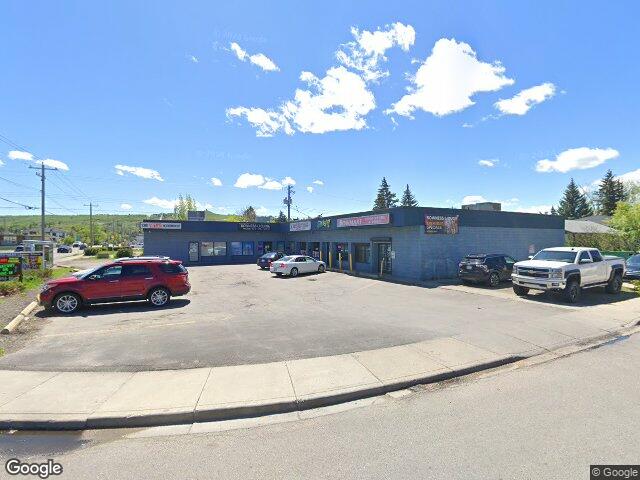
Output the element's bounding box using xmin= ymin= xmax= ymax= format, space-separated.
xmin=83 ymin=203 xmax=98 ymax=246
xmin=283 ymin=184 xmax=294 ymax=221
xmin=29 ymin=163 xmax=57 ymax=241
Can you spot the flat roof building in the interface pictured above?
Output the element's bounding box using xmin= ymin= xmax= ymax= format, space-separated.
xmin=143 ymin=206 xmax=564 ymax=281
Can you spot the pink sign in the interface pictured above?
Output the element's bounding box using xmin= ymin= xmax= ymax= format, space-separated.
xmin=337 ymin=213 xmax=390 ymax=228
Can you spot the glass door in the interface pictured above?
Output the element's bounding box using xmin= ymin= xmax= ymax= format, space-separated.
xmin=188 ymin=241 xmax=200 ymax=262
xmin=377 ymin=243 xmax=392 ymax=274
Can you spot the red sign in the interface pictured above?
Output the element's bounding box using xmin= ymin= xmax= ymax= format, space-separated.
xmin=337 ymin=213 xmax=390 ymax=228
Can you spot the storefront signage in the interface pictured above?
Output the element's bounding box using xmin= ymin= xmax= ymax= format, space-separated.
xmin=289 ymin=221 xmax=311 ymax=232
xmin=0 ymin=255 xmax=21 ymax=281
xmin=237 ymin=222 xmax=271 ymax=231
xmin=140 ymin=222 xmax=182 ymax=230
xmin=316 ymin=218 xmax=331 ymax=229
xmin=424 ymin=215 xmax=459 ymax=234
xmin=337 ymin=213 xmax=390 ymax=228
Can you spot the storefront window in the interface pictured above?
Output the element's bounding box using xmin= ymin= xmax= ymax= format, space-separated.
xmin=230 ymin=242 xmax=242 ymax=256
xmin=287 ymin=242 xmax=295 ymax=254
xmin=335 ymin=243 xmax=348 ymax=259
xmin=299 ymin=242 xmax=307 ymax=255
xmin=276 ymin=241 xmax=285 ymax=253
xmin=202 ymin=242 xmax=227 ymax=256
xmin=310 ymin=242 xmax=320 ymax=259
xmin=355 ymin=243 xmax=371 ymax=263
xmin=242 ymin=241 xmax=254 ymax=256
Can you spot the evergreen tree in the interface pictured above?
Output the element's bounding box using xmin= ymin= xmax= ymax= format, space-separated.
xmin=557 ymin=178 xmax=593 ymax=219
xmin=240 ymin=206 xmax=257 ymax=221
xmin=276 ymin=210 xmax=287 ymax=223
xmin=550 ymin=205 xmax=557 ymax=215
xmin=373 ymin=177 xmax=398 ymax=210
xmin=400 ymin=184 xmax=418 ymax=207
xmin=597 ymin=170 xmax=627 ymax=216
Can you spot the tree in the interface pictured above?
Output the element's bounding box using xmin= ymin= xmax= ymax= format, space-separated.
xmin=550 ymin=206 xmax=558 ymax=215
xmin=240 ymin=206 xmax=257 ymax=222
xmin=173 ymin=194 xmax=198 ymax=220
xmin=596 ymin=170 xmax=627 ymax=216
xmin=400 ymin=184 xmax=418 ymax=207
xmin=276 ymin=210 xmax=288 ymax=223
xmin=609 ymin=202 xmax=640 ymax=250
xmin=373 ymin=177 xmax=398 ymax=210
xmin=557 ymin=178 xmax=593 ymax=219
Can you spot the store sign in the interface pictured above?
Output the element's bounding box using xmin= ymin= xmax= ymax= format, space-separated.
xmin=424 ymin=215 xmax=459 ymax=234
xmin=316 ymin=218 xmax=331 ymax=229
xmin=140 ymin=222 xmax=182 ymax=230
xmin=0 ymin=255 xmax=21 ymax=281
xmin=289 ymin=221 xmax=311 ymax=232
xmin=238 ymin=223 xmax=271 ymax=231
xmin=337 ymin=213 xmax=390 ymax=228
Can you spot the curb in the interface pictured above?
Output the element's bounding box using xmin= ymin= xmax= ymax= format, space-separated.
xmin=1 ymin=324 xmax=638 ymax=431
xmin=1 ymin=301 xmax=37 ymax=335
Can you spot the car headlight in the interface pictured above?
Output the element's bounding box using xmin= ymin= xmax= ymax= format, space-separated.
xmin=549 ymin=269 xmax=563 ymax=279
xmin=513 ymin=266 xmax=519 ymax=275
xmin=40 ymin=284 xmax=52 ymax=293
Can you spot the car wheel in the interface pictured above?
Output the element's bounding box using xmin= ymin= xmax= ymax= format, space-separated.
xmin=53 ymin=293 xmax=81 ymax=314
xmin=148 ymin=287 xmax=170 ymax=307
xmin=563 ymin=279 xmax=580 ymax=303
xmin=318 ymin=264 xmax=325 ymax=273
xmin=290 ymin=267 xmax=298 ymax=278
xmin=488 ymin=272 xmax=500 ymax=288
xmin=512 ymin=285 xmax=529 ymax=296
xmin=605 ymin=272 xmax=622 ymax=294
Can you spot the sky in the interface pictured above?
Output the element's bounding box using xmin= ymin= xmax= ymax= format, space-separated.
xmin=1 ymin=0 xmax=639 ymax=218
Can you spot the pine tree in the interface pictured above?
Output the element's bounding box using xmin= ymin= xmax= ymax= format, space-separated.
xmin=550 ymin=206 xmax=557 ymax=215
xmin=557 ymin=178 xmax=593 ymax=219
xmin=597 ymin=170 xmax=626 ymax=216
xmin=400 ymin=184 xmax=418 ymax=207
xmin=373 ymin=177 xmax=398 ymax=210
xmin=241 ymin=206 xmax=257 ymax=221
xmin=276 ymin=211 xmax=287 ymax=223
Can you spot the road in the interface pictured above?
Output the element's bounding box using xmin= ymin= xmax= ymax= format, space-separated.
xmin=2 ymin=332 xmax=638 ymax=479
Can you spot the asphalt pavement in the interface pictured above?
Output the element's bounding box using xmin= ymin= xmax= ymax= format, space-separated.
xmin=2 ymin=329 xmax=638 ymax=480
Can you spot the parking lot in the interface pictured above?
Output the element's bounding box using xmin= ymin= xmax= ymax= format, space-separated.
xmin=0 ymin=263 xmax=637 ymax=372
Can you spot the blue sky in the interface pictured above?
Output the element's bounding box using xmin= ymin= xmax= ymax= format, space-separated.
xmin=1 ymin=0 xmax=639 ymax=218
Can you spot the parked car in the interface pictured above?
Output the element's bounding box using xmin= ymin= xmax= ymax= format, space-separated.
xmin=56 ymin=245 xmax=73 ymax=253
xmin=38 ymin=258 xmax=191 ymax=314
xmin=512 ymin=247 xmax=626 ymax=303
xmin=270 ymin=255 xmax=326 ymax=277
xmin=13 ymin=245 xmax=25 ymax=252
xmin=72 ymin=241 xmax=81 ymax=248
xmin=78 ymin=243 xmax=87 ymax=250
xmin=458 ymin=254 xmax=516 ymax=287
xmin=625 ymin=254 xmax=640 ymax=280
xmin=257 ymin=251 xmax=285 ymax=270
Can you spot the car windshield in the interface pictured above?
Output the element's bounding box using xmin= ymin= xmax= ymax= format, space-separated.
xmin=627 ymin=255 xmax=640 ymax=266
xmin=262 ymin=253 xmax=277 ymax=259
xmin=532 ymin=250 xmax=577 ymax=263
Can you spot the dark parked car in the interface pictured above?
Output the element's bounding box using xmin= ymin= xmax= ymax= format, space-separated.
xmin=257 ymin=252 xmax=285 ymax=270
xmin=56 ymin=245 xmax=73 ymax=253
xmin=458 ymin=254 xmax=517 ymax=287
xmin=625 ymin=254 xmax=640 ymax=280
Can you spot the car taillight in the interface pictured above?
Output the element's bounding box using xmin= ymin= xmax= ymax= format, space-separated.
xmin=279 ymin=263 xmax=285 ymax=268
xmin=268 ymin=261 xmax=272 ymax=265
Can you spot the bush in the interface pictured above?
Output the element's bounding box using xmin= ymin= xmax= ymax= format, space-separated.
xmin=95 ymin=251 xmax=111 ymax=259
xmin=0 ymin=281 xmax=25 ymax=296
xmin=84 ymin=247 xmax=99 ymax=256
xmin=116 ymin=247 xmax=133 ymax=258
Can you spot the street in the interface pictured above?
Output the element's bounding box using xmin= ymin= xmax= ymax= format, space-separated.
xmin=2 ymin=331 xmax=638 ymax=479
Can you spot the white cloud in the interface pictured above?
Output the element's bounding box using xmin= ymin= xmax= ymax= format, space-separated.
xmin=143 ymin=197 xmax=176 ymax=210
xmin=187 ymin=54 xmax=199 ymax=63
xmin=312 ymin=179 xmax=324 ymax=186
xmin=8 ymin=150 xmax=34 ymax=161
xmin=234 ymin=173 xmax=266 ymax=188
xmin=306 ymin=186 xmax=314 ymax=193
xmin=0 ymin=159 xmax=4 ymax=166
xmin=259 ymin=180 xmax=283 ymax=190
xmin=228 ymin=66 xmax=376 ymax=136
xmin=115 ymin=164 xmax=164 ymax=181
xmin=120 ymin=203 xmax=133 ymax=210
xmin=229 ymin=42 xmax=279 ymax=72
xmin=535 ymin=147 xmax=619 ymax=173
xmin=38 ymin=159 xmax=69 ymax=171
xmin=617 ymin=168 xmax=640 ymax=184
xmin=462 ymin=195 xmax=488 ymax=205
xmin=478 ymin=159 xmax=498 ymax=168
xmin=509 ymin=204 xmax=552 ymax=214
xmin=210 ymin=177 xmax=223 ymax=186
xmin=281 ymin=176 xmax=296 ymax=186
xmin=255 ymin=206 xmax=271 ymax=216
xmin=336 ymin=22 xmax=415 ymax=82
xmin=495 ymin=82 xmax=556 ymax=115
xmin=387 ymin=38 xmax=514 ymax=117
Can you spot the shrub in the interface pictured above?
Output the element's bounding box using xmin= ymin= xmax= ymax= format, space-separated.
xmin=116 ymin=247 xmax=133 ymax=258
xmin=84 ymin=247 xmax=99 ymax=256
xmin=0 ymin=281 xmax=25 ymax=296
xmin=96 ymin=251 xmax=111 ymax=259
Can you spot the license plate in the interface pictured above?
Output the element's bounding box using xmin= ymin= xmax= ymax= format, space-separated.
xmin=466 ymin=265 xmax=472 ymax=270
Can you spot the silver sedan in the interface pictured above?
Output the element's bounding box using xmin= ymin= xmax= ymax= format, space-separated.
xmin=270 ymin=255 xmax=326 ymax=277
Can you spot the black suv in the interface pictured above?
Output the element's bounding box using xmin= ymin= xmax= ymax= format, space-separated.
xmin=458 ymin=254 xmax=517 ymax=287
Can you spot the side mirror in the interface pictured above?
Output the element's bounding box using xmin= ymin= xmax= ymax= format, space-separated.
xmin=527 ymin=255 xmax=533 ymax=260
xmin=579 ymin=258 xmax=593 ymax=264
xmin=88 ymin=274 xmax=100 ymax=280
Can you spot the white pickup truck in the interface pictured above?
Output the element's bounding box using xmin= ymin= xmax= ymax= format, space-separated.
xmin=511 ymin=247 xmax=626 ymax=303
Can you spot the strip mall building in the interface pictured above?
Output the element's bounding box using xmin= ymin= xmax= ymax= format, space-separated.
xmin=143 ymin=206 xmax=564 ymax=281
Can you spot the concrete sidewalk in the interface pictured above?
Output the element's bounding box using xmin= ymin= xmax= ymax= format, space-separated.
xmin=1 ymin=314 xmax=639 ymax=430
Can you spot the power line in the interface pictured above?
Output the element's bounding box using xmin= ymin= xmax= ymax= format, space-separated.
xmin=0 ymin=196 xmax=37 ymax=210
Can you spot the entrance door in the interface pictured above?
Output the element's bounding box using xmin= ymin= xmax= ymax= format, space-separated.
xmin=188 ymin=241 xmax=199 ymax=262
xmin=377 ymin=243 xmax=392 ymax=274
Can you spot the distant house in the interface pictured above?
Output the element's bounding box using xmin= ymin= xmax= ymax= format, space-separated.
xmin=22 ymin=227 xmax=68 ymax=243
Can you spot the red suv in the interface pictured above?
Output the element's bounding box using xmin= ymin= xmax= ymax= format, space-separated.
xmin=38 ymin=259 xmax=190 ymax=314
